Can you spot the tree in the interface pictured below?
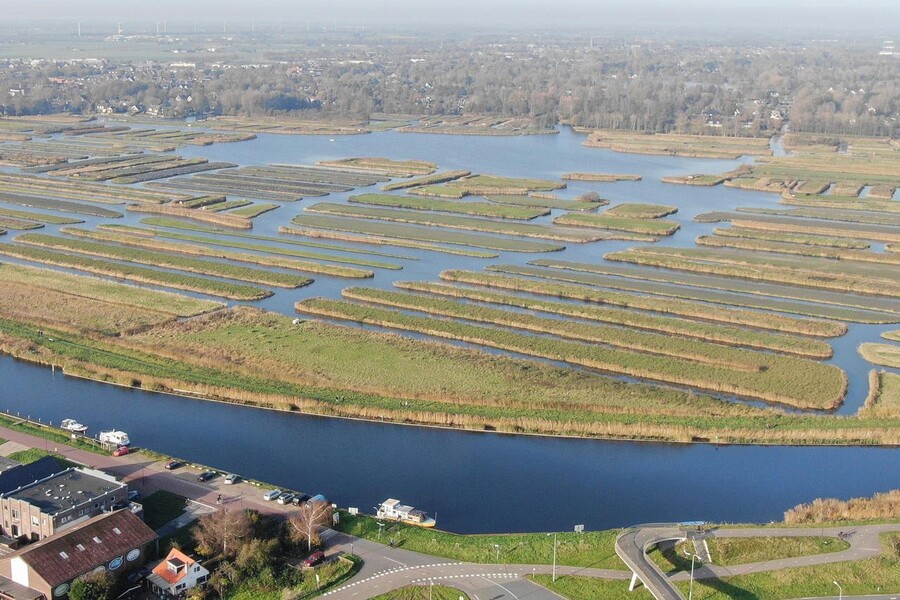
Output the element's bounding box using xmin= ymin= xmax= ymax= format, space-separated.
xmin=68 ymin=571 xmax=115 ymax=600
xmin=193 ymin=509 xmax=253 ymax=558
xmin=289 ymin=500 xmax=333 ymax=552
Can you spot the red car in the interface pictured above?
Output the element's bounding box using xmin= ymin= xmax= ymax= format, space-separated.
xmin=303 ymin=551 xmax=325 ymax=567
xmin=113 ymin=446 xmax=130 ymax=457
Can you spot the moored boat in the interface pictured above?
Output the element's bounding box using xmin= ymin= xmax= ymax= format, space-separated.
xmin=376 ymin=498 xmax=436 ymax=528
xmin=60 ymin=419 xmax=88 ymax=434
xmin=98 ymin=429 xmax=130 ymax=446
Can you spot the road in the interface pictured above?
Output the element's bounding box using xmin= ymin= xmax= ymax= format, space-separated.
xmin=616 ymin=523 xmax=900 ymax=600
xmin=3 ymin=424 xmax=899 ymax=600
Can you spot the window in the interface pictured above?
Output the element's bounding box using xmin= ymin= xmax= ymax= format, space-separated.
xmin=31 ymin=515 xmax=39 ymax=527
xmin=10 ymin=510 xmax=18 ymax=520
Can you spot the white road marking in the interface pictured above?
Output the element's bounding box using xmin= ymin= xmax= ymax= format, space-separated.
xmin=480 ymin=576 xmax=519 ymax=599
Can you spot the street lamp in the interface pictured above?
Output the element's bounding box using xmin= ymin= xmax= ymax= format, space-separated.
xmin=833 ymin=580 xmax=842 ymax=600
xmin=547 ymin=533 xmax=558 ymax=582
xmin=686 ymin=551 xmax=698 ymax=600
xmin=493 ymin=544 xmax=500 ymax=563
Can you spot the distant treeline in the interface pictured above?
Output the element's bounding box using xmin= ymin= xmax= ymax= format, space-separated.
xmin=1 ymin=36 xmax=897 ymax=136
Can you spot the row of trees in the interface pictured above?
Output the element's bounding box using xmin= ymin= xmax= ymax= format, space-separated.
xmin=1 ymin=36 xmax=898 ymax=136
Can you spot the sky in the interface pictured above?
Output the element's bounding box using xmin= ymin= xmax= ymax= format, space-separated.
xmin=3 ymin=0 xmax=899 ymax=34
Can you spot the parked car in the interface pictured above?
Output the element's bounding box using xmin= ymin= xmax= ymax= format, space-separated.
xmin=291 ymin=494 xmax=309 ymax=506
xmin=277 ymin=492 xmax=295 ymax=505
xmin=112 ymin=446 xmax=130 ymax=457
xmin=164 ymin=460 xmax=182 ymax=470
xmin=197 ymin=471 xmax=215 ymax=482
xmin=127 ymin=490 xmax=141 ymax=502
xmin=263 ymin=489 xmax=281 ymax=501
xmin=224 ymin=473 xmax=239 ymax=485
xmin=125 ymin=567 xmax=151 ymax=585
xmin=303 ymin=551 xmax=325 ymax=567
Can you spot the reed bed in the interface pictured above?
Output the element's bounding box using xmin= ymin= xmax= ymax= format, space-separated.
xmin=1 ymin=308 xmax=897 ymax=444
xmin=17 ymin=233 xmax=312 ymax=288
xmin=713 ymin=226 xmax=870 ymax=249
xmin=179 ymin=195 xmax=228 ymax=209
xmin=206 ymin=200 xmax=253 ymax=212
xmin=393 ymin=281 xmax=833 ymax=358
xmin=606 ymin=246 xmax=900 ymax=298
xmin=484 ymin=194 xmax=605 ymax=211
xmin=583 ymin=130 xmax=771 ymax=159
xmin=0 ymin=208 xmax=82 ymax=225
xmin=295 ymin=298 xmax=846 ymax=409
xmin=148 ymin=179 xmax=305 ymax=202
xmin=382 ymin=170 xmax=471 ymax=191
xmin=109 ymin=160 xmax=236 ymax=184
xmin=279 ymin=227 xmax=498 ymax=258
xmin=737 ymin=207 xmax=900 ymax=228
xmin=291 ymin=214 xmax=565 ymax=252
xmin=0 ymin=172 xmax=186 ymax=204
xmin=127 ymin=204 xmax=252 ymax=229
xmin=347 ymin=193 xmax=548 ymax=220
xmin=317 ymin=157 xmax=437 ymax=177
xmin=783 ymin=195 xmax=900 ymax=214
xmin=604 ymin=203 xmax=678 ymax=219
xmin=131 ymin=218 xmax=410 ymax=260
xmin=553 ymin=212 xmax=679 ymax=236
xmin=661 ymin=174 xmax=730 ymax=186
xmin=784 ymin=489 xmax=900 ymax=524
xmin=409 ymin=174 xmax=566 ymax=197
xmin=304 ymin=203 xmax=619 ymax=242
xmin=0 ymin=193 xmax=123 ymax=218
xmin=0 ymin=244 xmax=271 ymax=300
xmin=696 ymin=235 xmax=900 ymax=266
xmin=61 ymin=228 xmax=376 ymax=279
xmin=729 ymin=218 xmax=900 ymax=244
xmin=526 ymin=259 xmax=900 ymax=321
xmin=0 ymin=262 xmax=222 ymax=317
xmin=343 ymin=286 xmax=797 ymax=370
xmin=561 ymin=172 xmax=642 ymax=182
xmin=246 ymin=164 xmax=388 ymax=185
xmin=858 ymin=343 xmax=900 ymax=369
xmin=441 ymin=269 xmax=847 ymax=337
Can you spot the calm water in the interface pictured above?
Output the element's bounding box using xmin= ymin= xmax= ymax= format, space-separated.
xmin=2 ymin=355 xmax=900 ymax=534
xmin=1 ymin=126 xmax=898 ymax=532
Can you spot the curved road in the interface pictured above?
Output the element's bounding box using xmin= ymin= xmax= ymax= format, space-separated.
xmin=2 ymin=425 xmax=898 ymax=600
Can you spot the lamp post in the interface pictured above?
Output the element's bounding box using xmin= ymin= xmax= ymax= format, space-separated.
xmin=547 ymin=533 xmax=558 ymax=582
xmin=493 ymin=544 xmax=500 ymax=563
xmin=833 ymin=580 xmax=842 ymax=600
xmin=686 ymin=551 xmax=698 ymax=600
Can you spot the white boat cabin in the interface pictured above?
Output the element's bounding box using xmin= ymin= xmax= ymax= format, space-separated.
xmin=376 ymin=499 xmax=429 ymax=524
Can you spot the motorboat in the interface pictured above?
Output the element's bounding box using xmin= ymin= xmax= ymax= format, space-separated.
xmin=60 ymin=419 xmax=88 ymax=434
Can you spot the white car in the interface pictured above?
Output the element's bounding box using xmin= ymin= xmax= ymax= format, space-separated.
xmin=263 ymin=489 xmax=281 ymax=501
xmin=224 ymin=474 xmax=239 ymax=485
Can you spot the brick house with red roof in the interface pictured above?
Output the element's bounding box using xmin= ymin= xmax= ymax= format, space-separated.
xmin=0 ymin=509 xmax=157 ymax=599
xmin=146 ymin=549 xmax=208 ymax=599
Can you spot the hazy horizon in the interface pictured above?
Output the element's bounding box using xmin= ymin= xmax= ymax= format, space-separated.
xmin=4 ymin=0 xmax=900 ymax=35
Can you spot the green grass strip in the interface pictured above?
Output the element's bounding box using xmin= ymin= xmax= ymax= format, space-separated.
xmin=279 ymin=226 xmax=499 ymax=258
xmin=381 ymin=170 xmax=471 ymax=191
xmin=348 ymin=193 xmax=548 ymax=219
xmin=605 ymin=203 xmax=678 ymax=219
xmin=136 ymin=217 xmax=413 ymax=259
xmin=527 ymin=260 xmax=900 ymax=321
xmin=61 ymin=228 xmax=375 ymax=279
xmin=0 ymin=193 xmax=123 ymax=218
xmin=296 ymin=298 xmax=847 ymax=409
xmin=607 ymin=247 xmax=900 ymax=298
xmin=0 ymin=208 xmax=83 ymax=224
xmin=229 ymin=203 xmax=280 ymax=218
xmin=736 ymin=207 xmax=900 ymax=227
xmin=0 ymin=217 xmax=42 ymax=230
xmin=304 ymin=202 xmax=611 ymax=242
xmin=343 ymin=287 xmax=785 ymax=370
xmin=0 ymin=245 xmax=270 ymax=300
xmin=554 ymin=212 xmax=680 ymax=235
xmin=485 ymin=194 xmax=605 ymax=211
xmin=714 ymin=226 xmax=870 ymax=249
xmin=394 ymin=281 xmax=832 ymax=359
xmin=291 ymin=214 xmax=565 ymax=252
xmin=0 ymin=262 xmax=222 ymax=317
xmin=444 ymin=269 xmax=848 ymax=337
xmin=17 ymin=233 xmax=311 ymax=288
